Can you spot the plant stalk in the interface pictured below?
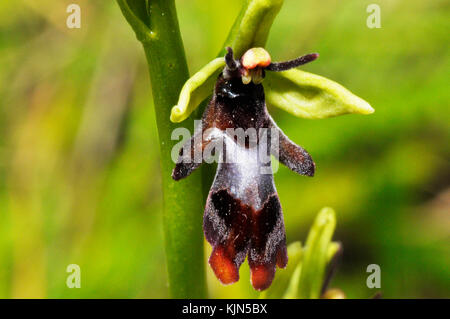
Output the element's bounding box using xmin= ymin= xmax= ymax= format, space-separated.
xmin=117 ymin=0 xmax=206 ymax=298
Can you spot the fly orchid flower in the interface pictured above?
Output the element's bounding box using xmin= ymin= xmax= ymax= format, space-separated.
xmin=172 ymin=47 xmax=320 ymax=290
xmin=170 ymin=0 xmax=373 ymax=291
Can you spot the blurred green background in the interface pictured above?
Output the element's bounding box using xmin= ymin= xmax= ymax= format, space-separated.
xmin=0 ymin=0 xmax=448 ymax=298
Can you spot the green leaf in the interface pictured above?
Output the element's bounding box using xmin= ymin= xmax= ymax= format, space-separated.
xmin=327 ymin=241 xmax=341 ymax=261
xmin=282 ymin=240 xmax=341 ymax=299
xmin=282 ymin=263 xmax=302 ymax=299
xmin=264 ymin=69 xmax=374 ymax=119
xmin=260 ymin=241 xmax=303 ymax=299
xmin=170 ymin=58 xmax=224 ymax=123
xmin=297 ymin=207 xmax=337 ymax=299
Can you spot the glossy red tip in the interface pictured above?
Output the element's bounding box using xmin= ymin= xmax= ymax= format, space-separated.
xmin=250 ymin=264 xmax=275 ymax=291
xmin=209 ymin=246 xmax=239 ymax=285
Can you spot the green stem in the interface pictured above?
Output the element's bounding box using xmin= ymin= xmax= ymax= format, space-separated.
xmin=117 ymin=0 xmax=206 ymax=298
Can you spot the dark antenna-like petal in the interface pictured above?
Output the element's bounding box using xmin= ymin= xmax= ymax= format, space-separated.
xmin=266 ymin=53 xmax=319 ymax=72
xmin=225 ymin=47 xmax=238 ymax=70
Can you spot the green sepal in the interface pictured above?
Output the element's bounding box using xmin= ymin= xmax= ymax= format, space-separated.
xmin=264 ymin=69 xmax=374 ymax=119
xmin=170 ymin=58 xmax=224 ymax=123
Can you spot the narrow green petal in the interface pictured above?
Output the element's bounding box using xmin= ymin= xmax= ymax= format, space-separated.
xmin=170 ymin=58 xmax=224 ymax=123
xmin=264 ymin=69 xmax=374 ymax=119
xmin=297 ymin=207 xmax=337 ymax=299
